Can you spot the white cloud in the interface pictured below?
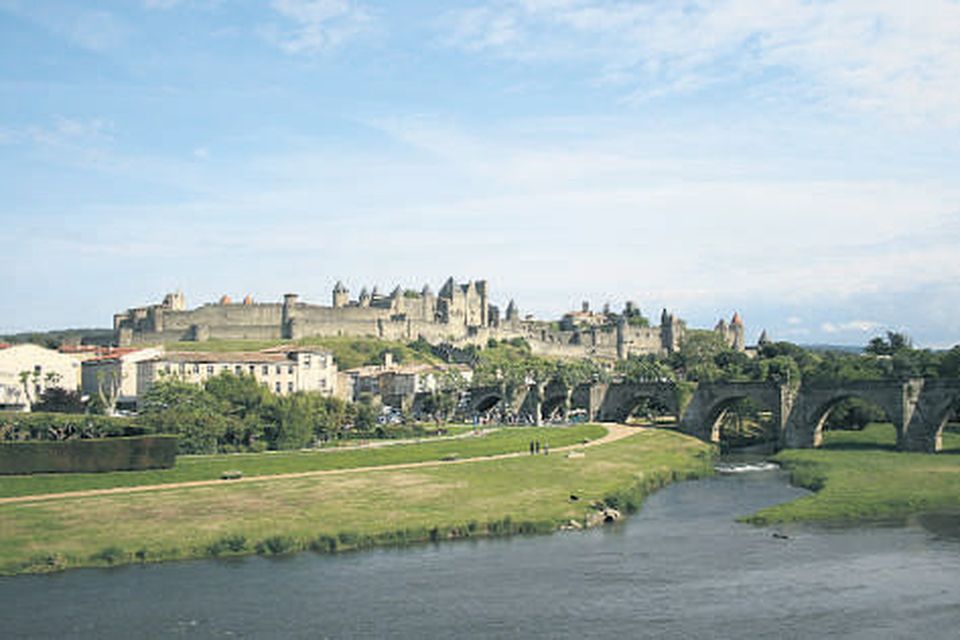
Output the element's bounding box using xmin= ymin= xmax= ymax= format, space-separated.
xmin=26 ymin=117 xmax=114 ymax=148
xmin=442 ymin=0 xmax=960 ymax=126
xmin=192 ymin=147 xmax=210 ymax=159
xmin=821 ymin=320 xmax=881 ymax=334
xmin=268 ymin=0 xmax=372 ymax=53
xmin=786 ymin=317 xmax=803 ymax=326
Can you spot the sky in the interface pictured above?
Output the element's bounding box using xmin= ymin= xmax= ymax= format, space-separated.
xmin=1 ymin=0 xmax=959 ymax=348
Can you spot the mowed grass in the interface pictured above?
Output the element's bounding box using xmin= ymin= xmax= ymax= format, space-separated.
xmin=0 ymin=429 xmax=713 ymax=575
xmin=748 ymin=423 xmax=960 ymax=525
xmin=0 ymin=425 xmax=606 ymax=499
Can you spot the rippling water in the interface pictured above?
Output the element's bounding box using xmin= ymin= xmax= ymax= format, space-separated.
xmin=3 ymin=467 xmax=959 ymax=639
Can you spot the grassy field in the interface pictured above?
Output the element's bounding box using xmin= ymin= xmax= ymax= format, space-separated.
xmin=0 ymin=425 xmax=605 ymax=499
xmin=748 ymin=423 xmax=960 ymax=525
xmin=166 ymin=336 xmax=440 ymax=369
xmin=0 ymin=428 xmax=713 ymax=575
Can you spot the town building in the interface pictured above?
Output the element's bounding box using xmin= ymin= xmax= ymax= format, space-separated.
xmin=342 ymin=354 xmax=472 ymax=409
xmin=80 ymin=347 xmax=165 ymax=412
xmin=135 ymin=348 xmax=338 ymax=402
xmin=0 ymin=343 xmax=83 ymax=409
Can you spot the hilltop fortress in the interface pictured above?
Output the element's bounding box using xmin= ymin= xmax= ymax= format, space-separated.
xmin=113 ymin=278 xmax=745 ymax=360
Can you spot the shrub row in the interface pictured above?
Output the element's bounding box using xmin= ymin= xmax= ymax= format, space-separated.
xmin=0 ymin=435 xmax=178 ymax=475
xmin=0 ymin=412 xmax=146 ymax=442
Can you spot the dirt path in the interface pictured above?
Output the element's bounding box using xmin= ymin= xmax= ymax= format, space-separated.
xmin=0 ymin=425 xmax=639 ymax=506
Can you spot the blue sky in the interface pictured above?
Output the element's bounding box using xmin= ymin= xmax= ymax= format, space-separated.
xmin=2 ymin=0 xmax=959 ymax=347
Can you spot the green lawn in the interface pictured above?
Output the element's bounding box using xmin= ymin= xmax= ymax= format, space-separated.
xmin=0 ymin=424 xmax=606 ymax=499
xmin=0 ymin=428 xmax=713 ymax=575
xmin=748 ymin=423 xmax=960 ymax=525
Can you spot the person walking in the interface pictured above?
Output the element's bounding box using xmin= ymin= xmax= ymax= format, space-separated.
xmin=529 ymin=440 xmax=535 ymax=455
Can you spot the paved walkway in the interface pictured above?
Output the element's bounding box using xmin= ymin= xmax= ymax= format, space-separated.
xmin=0 ymin=425 xmax=640 ymax=506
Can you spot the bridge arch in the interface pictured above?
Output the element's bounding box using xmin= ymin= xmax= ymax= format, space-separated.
xmin=805 ymin=394 xmax=898 ymax=448
xmin=679 ymin=382 xmax=790 ymax=445
xmin=597 ymin=382 xmax=679 ymax=424
xmin=902 ymin=380 xmax=960 ymax=452
xmin=785 ymin=381 xmax=913 ymax=449
xmin=466 ymin=386 xmax=505 ymax=416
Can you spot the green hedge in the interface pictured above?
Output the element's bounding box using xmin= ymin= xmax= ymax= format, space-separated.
xmin=0 ymin=435 xmax=178 ymax=475
xmin=0 ymin=412 xmax=147 ymax=441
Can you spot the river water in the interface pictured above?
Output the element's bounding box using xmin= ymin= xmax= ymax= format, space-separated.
xmin=3 ymin=466 xmax=959 ymax=639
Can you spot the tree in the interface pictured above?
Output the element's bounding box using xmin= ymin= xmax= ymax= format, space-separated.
xmin=865 ymin=331 xmax=913 ymax=356
xmin=33 ymin=387 xmax=85 ymax=414
xmin=138 ymin=377 xmax=227 ymax=454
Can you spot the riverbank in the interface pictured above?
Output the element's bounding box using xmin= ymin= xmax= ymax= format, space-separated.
xmin=0 ymin=427 xmax=713 ymax=575
xmin=748 ymin=424 xmax=960 ymax=525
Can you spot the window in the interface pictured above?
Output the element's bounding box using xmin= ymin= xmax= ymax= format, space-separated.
xmin=249 ymin=365 xmax=256 ymax=375
xmin=207 ymin=365 xmax=214 ymax=375
xmin=235 ymin=365 xmax=242 ymax=375
xmin=275 ymin=382 xmax=281 ymax=393
xmin=288 ymin=381 xmax=294 ymax=393
xmin=288 ymin=365 xmax=294 ymax=374
xmin=276 ymin=365 xmax=282 ymax=374
xmin=34 ymin=365 xmax=41 ymax=375
xmin=304 ymin=355 xmax=311 ymax=368
xmin=262 ymin=365 xmax=269 ymax=375
xmin=193 ymin=364 xmax=200 ymax=374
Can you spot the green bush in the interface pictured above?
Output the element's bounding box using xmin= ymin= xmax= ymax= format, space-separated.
xmin=0 ymin=435 xmax=178 ymax=475
xmin=0 ymin=412 xmax=144 ymax=441
xmin=256 ymin=535 xmax=297 ymax=555
xmin=207 ymin=534 xmax=247 ymax=556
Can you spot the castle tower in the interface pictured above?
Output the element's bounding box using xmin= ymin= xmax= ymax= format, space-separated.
xmin=660 ymin=309 xmax=682 ymax=353
xmin=505 ymin=300 xmax=519 ymax=324
xmin=730 ymin=312 xmax=746 ymax=352
xmin=162 ymin=291 xmax=186 ymax=311
xmin=282 ymin=293 xmax=299 ymax=339
xmin=358 ymin=287 xmax=371 ymax=308
xmin=476 ymin=280 xmax=489 ymax=327
xmin=333 ymin=281 xmax=349 ymax=308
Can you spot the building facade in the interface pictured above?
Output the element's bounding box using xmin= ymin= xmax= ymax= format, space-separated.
xmin=0 ymin=344 xmax=82 ymax=408
xmin=136 ymin=348 xmax=338 ymax=401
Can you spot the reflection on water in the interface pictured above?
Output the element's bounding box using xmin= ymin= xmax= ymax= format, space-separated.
xmin=2 ymin=468 xmax=959 ymax=639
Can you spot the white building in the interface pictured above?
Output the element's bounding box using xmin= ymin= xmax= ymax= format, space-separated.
xmin=0 ymin=343 xmax=83 ymax=408
xmin=136 ymin=348 xmax=338 ymax=401
xmin=81 ymin=347 xmax=165 ymax=411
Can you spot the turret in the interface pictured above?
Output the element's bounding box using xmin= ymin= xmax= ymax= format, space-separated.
xmin=505 ymin=300 xmax=519 ymax=324
xmin=358 ymin=287 xmax=371 ymax=308
xmin=333 ymin=281 xmax=349 ymax=308
xmin=282 ymin=293 xmax=299 ymax=339
xmin=439 ymin=277 xmax=455 ymax=299
xmin=730 ymin=312 xmax=745 ymax=351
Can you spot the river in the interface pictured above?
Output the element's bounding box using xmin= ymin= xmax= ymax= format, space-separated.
xmin=2 ymin=465 xmax=959 ymax=639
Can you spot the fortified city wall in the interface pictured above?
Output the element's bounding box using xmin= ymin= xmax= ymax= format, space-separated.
xmin=113 ymin=279 xmax=746 ymax=359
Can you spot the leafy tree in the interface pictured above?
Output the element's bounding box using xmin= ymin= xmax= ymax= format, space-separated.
xmin=865 ymin=331 xmax=913 ymax=356
xmin=33 ymin=387 xmax=85 ymax=414
xmin=138 ymin=377 xmax=228 ymax=454
xmin=616 ymin=355 xmax=674 ymax=383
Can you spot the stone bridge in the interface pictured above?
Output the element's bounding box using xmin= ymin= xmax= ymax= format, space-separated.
xmin=461 ymin=377 xmax=960 ymax=452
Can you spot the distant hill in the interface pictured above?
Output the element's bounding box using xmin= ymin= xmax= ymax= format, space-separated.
xmin=0 ymin=328 xmax=115 ymax=349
